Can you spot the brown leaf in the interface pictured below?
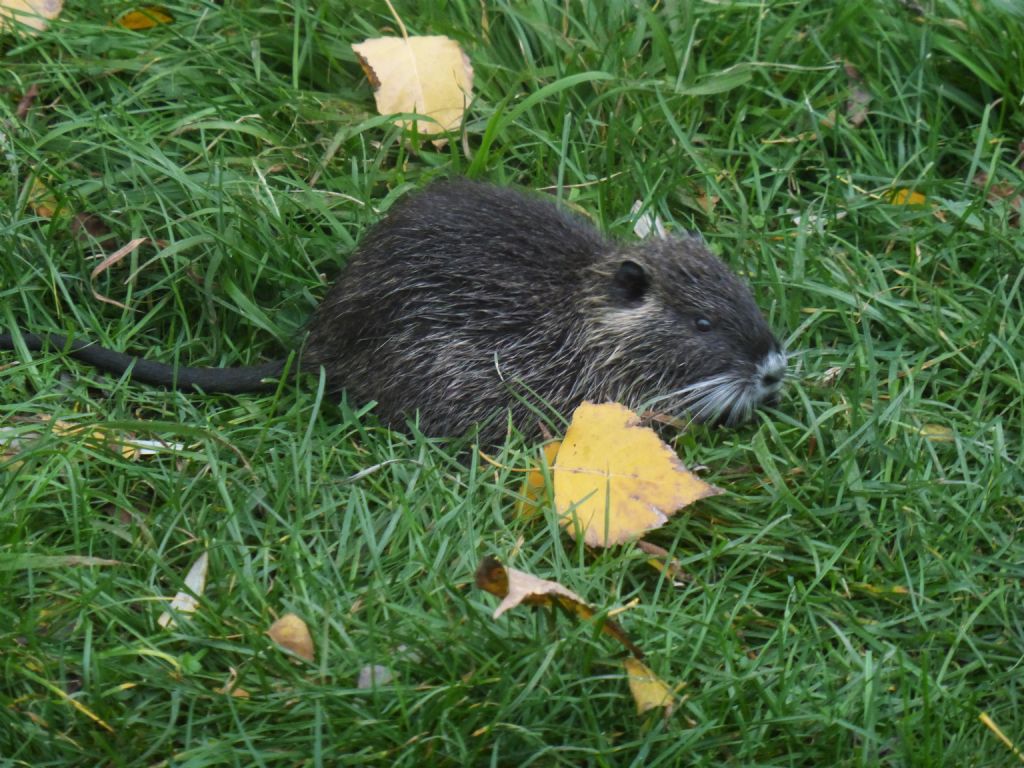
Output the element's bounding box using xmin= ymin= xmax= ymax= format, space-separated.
xmin=475 ymin=556 xmax=643 ymax=658
xmin=15 ymin=83 xmax=39 ymax=120
xmin=635 ymin=540 xmax=690 ymax=585
xmin=268 ymin=613 xmax=315 ymax=662
xmin=90 ymin=237 xmax=148 ymax=309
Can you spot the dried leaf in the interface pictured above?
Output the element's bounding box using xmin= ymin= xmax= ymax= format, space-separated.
xmin=635 ymin=540 xmax=690 ymax=585
xmin=90 ymin=237 xmax=148 ymax=309
xmin=475 ymin=556 xmax=643 ymax=658
xmin=213 ymin=668 xmax=250 ymax=698
xmin=158 ymin=552 xmax=208 ymax=628
xmin=624 ymin=657 xmax=675 ymax=716
xmin=630 ymin=200 xmax=667 ymax=239
xmin=0 ymin=0 xmax=62 ymax=33
xmin=268 ymin=613 xmax=314 ymax=662
xmin=15 ymin=83 xmax=39 ymax=120
xmin=352 ymin=35 xmax=473 ymax=137
xmin=553 ymin=402 xmax=722 ymax=547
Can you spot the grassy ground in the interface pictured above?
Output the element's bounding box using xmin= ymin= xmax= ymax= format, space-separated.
xmin=1 ymin=1 xmax=1022 ymax=765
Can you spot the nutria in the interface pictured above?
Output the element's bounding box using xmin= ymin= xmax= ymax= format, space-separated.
xmin=0 ymin=180 xmax=787 ymax=442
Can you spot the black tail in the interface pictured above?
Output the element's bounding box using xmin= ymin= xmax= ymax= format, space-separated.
xmin=0 ymin=332 xmax=284 ymax=393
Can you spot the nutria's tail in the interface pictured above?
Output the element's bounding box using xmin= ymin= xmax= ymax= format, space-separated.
xmin=0 ymin=331 xmax=283 ymax=393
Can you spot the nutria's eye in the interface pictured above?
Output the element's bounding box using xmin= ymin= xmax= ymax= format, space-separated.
xmin=695 ymin=316 xmax=713 ymax=332
xmin=611 ymin=260 xmax=649 ymax=304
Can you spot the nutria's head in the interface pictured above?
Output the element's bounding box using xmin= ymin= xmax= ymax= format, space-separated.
xmin=579 ymin=234 xmax=786 ymax=424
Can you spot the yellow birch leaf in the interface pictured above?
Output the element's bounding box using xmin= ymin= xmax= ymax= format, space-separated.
xmin=517 ymin=440 xmax=561 ymax=518
xmin=553 ymin=402 xmax=722 ymax=547
xmin=887 ymin=188 xmax=927 ymax=206
xmin=624 ymin=657 xmax=675 ymax=716
xmin=268 ymin=613 xmax=314 ymax=662
xmin=117 ymin=6 xmax=174 ymax=30
xmin=0 ymin=0 xmax=61 ymax=33
xmin=475 ymin=556 xmax=643 ymax=658
xmin=352 ymin=35 xmax=473 ymax=136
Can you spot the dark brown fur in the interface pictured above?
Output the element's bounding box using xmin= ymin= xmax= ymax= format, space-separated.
xmin=302 ymin=180 xmax=786 ymax=441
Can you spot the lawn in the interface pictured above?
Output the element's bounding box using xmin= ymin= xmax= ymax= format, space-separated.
xmin=1 ymin=1 xmax=1022 ymax=765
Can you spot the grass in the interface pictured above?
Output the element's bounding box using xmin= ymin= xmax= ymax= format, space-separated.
xmin=1 ymin=0 xmax=1022 ymax=765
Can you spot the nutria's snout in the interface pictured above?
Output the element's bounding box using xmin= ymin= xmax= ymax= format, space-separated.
xmin=756 ymin=348 xmax=788 ymax=404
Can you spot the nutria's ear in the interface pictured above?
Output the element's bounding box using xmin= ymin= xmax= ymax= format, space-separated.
xmin=611 ymin=260 xmax=649 ymax=304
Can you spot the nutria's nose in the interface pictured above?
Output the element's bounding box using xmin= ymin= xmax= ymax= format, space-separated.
xmin=758 ymin=351 xmax=787 ymax=393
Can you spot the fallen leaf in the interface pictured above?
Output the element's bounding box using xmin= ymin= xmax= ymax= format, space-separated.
xmin=630 ymin=200 xmax=667 ymax=239
xmin=475 ymin=556 xmax=643 ymax=658
xmin=695 ymin=190 xmax=719 ymax=215
xmin=553 ymin=402 xmax=722 ymax=547
xmin=213 ymin=667 xmax=251 ymax=698
xmin=973 ymin=170 xmax=1022 ymax=226
xmin=842 ymin=60 xmax=872 ymax=127
xmin=15 ymin=83 xmax=39 ymax=120
xmin=517 ymin=440 xmax=561 ymax=518
xmin=0 ymin=0 xmax=62 ymax=33
xmin=624 ymin=657 xmax=675 ymax=716
xmin=116 ymin=6 xmax=173 ymax=30
xmin=635 ymin=540 xmax=690 ymax=585
xmin=357 ymin=665 xmax=395 ymax=688
xmin=90 ymin=237 xmax=148 ymax=309
xmin=886 ymin=188 xmax=928 ymax=207
xmin=268 ymin=613 xmax=314 ymax=662
xmin=352 ymin=34 xmax=473 ymax=138
xmin=918 ymin=424 xmax=955 ymax=443
xmin=71 ymin=213 xmax=114 ymax=245
xmin=157 ymin=551 xmax=208 ymax=629
xmin=28 ymin=177 xmax=62 ymax=219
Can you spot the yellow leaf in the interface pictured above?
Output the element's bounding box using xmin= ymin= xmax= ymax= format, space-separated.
xmin=553 ymin=402 xmax=722 ymax=547
xmin=517 ymin=440 xmax=561 ymax=518
xmin=352 ymin=35 xmax=473 ymax=136
xmin=624 ymin=657 xmax=675 ymax=716
xmin=268 ymin=613 xmax=315 ymax=662
xmin=28 ymin=177 xmax=62 ymax=219
xmin=887 ymin=188 xmax=927 ymax=206
xmin=474 ymin=556 xmax=643 ymax=658
xmin=918 ymin=424 xmax=955 ymax=443
xmin=116 ymin=6 xmax=174 ymax=30
xmin=0 ymin=0 xmax=61 ymax=33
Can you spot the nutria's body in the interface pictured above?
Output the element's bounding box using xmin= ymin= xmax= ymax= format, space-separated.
xmin=1 ymin=180 xmax=787 ymax=442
